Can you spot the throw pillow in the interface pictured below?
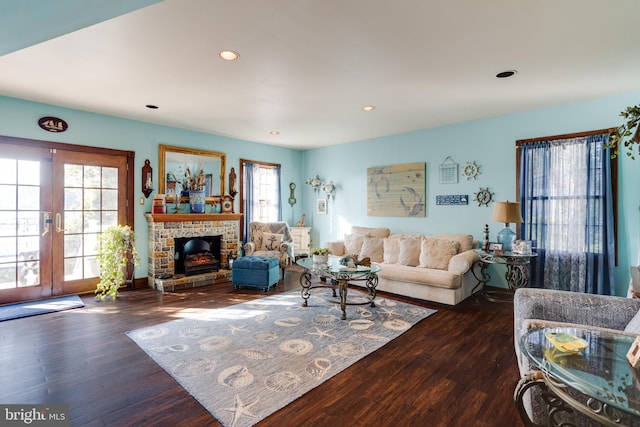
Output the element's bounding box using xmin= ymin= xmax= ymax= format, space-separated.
xmin=435 ymin=234 xmax=473 ymax=253
xmin=359 ymin=237 xmax=384 ymax=263
xmin=262 ymin=233 xmax=283 ymax=251
xmin=344 ymin=233 xmax=368 ymax=255
xmin=419 ymin=237 xmax=459 ymax=270
xmin=625 ymin=309 xmax=640 ymax=334
xmin=398 ymin=238 xmax=421 ymax=267
xmin=383 ymin=237 xmax=401 ymax=264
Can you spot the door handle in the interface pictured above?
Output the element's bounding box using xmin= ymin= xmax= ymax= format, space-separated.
xmin=42 ymin=212 xmax=52 ymax=236
xmin=55 ymin=213 xmax=66 ymax=233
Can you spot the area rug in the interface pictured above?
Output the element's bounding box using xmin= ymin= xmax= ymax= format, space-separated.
xmin=0 ymin=294 xmax=84 ymax=322
xmin=126 ymin=290 xmax=436 ymax=427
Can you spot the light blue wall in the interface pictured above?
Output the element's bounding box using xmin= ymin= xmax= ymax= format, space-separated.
xmin=0 ymin=96 xmax=305 ymax=279
xmin=1 ymin=92 xmax=638 ymax=296
xmin=302 ymin=92 xmax=640 ymax=296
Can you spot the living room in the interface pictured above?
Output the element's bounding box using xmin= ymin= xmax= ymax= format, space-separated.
xmin=1 ymin=1 xmax=640 ymax=426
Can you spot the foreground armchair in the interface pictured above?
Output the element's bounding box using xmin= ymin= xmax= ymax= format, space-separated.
xmin=244 ymin=222 xmax=293 ymax=279
xmin=513 ymin=288 xmax=640 ymax=426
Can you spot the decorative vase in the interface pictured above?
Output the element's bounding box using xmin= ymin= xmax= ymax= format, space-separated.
xmin=312 ymin=254 xmax=328 ymax=264
xmin=189 ymin=189 xmax=206 ymax=213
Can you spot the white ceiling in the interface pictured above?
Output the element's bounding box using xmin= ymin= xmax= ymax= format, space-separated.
xmin=1 ymin=0 xmax=640 ymax=150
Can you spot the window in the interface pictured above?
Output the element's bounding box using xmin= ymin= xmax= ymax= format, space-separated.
xmin=516 ymin=129 xmax=617 ymax=294
xmin=240 ymin=159 xmax=281 ymax=239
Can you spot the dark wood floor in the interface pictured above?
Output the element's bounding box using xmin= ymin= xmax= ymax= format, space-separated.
xmin=0 ymin=267 xmax=523 ymax=426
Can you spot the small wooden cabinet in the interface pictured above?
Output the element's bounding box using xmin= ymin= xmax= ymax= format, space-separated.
xmin=290 ymin=226 xmax=311 ymax=258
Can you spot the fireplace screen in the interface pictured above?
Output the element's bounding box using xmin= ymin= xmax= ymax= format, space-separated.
xmin=174 ymin=236 xmax=221 ymax=276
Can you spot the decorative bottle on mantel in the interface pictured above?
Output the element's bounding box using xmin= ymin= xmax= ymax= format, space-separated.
xmin=482 ymin=224 xmax=489 ymax=252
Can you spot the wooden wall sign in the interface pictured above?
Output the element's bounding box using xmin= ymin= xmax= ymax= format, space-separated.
xmin=367 ymin=162 xmax=426 ymax=217
xmin=38 ymin=116 xmax=68 ymax=133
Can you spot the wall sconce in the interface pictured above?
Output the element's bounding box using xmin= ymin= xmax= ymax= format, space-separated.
xmin=142 ymin=159 xmax=153 ymax=198
xmin=306 ymin=175 xmax=322 ymax=192
xmin=322 ymin=180 xmax=335 ymax=199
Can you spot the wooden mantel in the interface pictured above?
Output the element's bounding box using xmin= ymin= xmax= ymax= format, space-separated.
xmin=145 ymin=213 xmax=243 ymax=222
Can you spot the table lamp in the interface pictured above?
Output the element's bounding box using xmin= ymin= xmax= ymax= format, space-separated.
xmin=491 ymin=201 xmax=524 ymax=251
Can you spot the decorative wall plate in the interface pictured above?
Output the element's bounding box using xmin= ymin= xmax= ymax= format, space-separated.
xmin=462 ymin=161 xmax=480 ymax=180
xmin=474 ymin=187 xmax=494 ymax=206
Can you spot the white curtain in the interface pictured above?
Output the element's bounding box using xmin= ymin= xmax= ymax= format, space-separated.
xmin=520 ymin=132 xmax=615 ymax=294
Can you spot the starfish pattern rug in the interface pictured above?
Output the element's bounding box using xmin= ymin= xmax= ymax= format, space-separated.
xmin=126 ymin=289 xmax=436 ymax=427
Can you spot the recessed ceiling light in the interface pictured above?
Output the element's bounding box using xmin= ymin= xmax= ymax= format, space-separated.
xmin=362 ymin=106 xmax=376 ymax=112
xmin=219 ymin=50 xmax=239 ymax=61
xmin=270 ymin=131 xmax=280 ymax=135
xmin=496 ymin=70 xmax=517 ymax=78
xmin=145 ymin=104 xmax=159 ymax=109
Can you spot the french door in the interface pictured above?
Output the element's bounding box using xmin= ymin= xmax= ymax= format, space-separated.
xmin=0 ymin=138 xmax=131 ymax=304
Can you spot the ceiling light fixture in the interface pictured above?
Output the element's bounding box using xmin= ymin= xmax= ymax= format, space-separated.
xmin=219 ymin=50 xmax=239 ymax=61
xmin=362 ymin=106 xmax=376 ymax=112
xmin=496 ymin=70 xmax=517 ymax=78
xmin=270 ymin=131 xmax=280 ymax=135
xmin=145 ymin=104 xmax=159 ymax=109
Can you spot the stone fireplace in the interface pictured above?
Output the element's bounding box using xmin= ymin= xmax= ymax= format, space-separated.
xmin=145 ymin=213 xmax=242 ymax=291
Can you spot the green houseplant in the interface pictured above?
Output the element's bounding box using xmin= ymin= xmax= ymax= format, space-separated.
xmin=310 ymin=247 xmax=331 ymax=264
xmin=607 ymin=104 xmax=640 ymax=159
xmin=95 ymin=225 xmax=140 ymax=300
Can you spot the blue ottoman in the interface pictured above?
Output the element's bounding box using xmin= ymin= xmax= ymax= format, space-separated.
xmin=232 ymin=256 xmax=280 ymax=291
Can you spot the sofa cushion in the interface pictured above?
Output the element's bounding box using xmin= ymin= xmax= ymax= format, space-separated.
xmin=398 ymin=238 xmax=421 ymax=267
xmin=377 ymin=263 xmax=461 ymax=289
xmin=359 ymin=237 xmax=384 ymax=263
xmin=344 ymin=233 xmax=368 ymax=255
xmin=352 ymin=226 xmax=390 ymax=238
xmin=261 ymin=233 xmax=283 ymax=251
xmin=419 ymin=237 xmax=459 ymax=270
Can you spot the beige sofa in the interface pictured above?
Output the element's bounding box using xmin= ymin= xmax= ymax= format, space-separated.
xmin=326 ymin=226 xmax=480 ymax=305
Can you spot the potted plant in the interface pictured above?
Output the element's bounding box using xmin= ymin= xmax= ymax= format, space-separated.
xmin=95 ymin=225 xmax=140 ymax=300
xmin=607 ymin=104 xmax=640 ymax=159
xmin=310 ymin=247 xmax=331 ymax=264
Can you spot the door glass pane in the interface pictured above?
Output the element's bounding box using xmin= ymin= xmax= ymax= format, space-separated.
xmin=64 ymin=188 xmax=82 ymax=210
xmin=63 ymin=164 xmax=118 ymax=280
xmin=18 ymin=160 xmax=39 ymax=185
xmin=0 ymin=156 xmax=42 ymax=290
xmin=0 ymin=185 xmax=16 ymax=210
xmin=102 ymin=189 xmax=118 ymax=210
xmin=0 ymin=159 xmax=17 ymax=184
xmin=18 ymin=185 xmax=39 ymax=210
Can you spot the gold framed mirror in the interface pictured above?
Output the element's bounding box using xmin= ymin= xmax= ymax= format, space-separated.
xmin=158 ymin=144 xmax=226 ymax=203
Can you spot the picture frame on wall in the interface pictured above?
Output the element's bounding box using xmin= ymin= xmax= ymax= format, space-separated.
xmin=316 ymin=198 xmax=327 ymax=215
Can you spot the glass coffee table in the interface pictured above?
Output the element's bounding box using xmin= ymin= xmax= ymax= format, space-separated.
xmin=516 ymin=327 xmax=640 ymax=426
xmin=296 ymin=257 xmax=380 ymax=320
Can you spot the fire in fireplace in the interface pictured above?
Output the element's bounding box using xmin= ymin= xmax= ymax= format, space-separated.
xmin=174 ymin=236 xmax=221 ymax=276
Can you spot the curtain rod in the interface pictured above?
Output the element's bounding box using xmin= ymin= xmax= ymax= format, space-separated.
xmin=516 ymin=127 xmax=617 ymax=147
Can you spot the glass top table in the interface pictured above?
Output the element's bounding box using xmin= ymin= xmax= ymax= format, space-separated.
xmin=296 ymin=257 xmax=380 ymax=319
xmin=517 ymin=327 xmax=640 ymax=426
xmin=472 ymin=249 xmax=538 ymax=302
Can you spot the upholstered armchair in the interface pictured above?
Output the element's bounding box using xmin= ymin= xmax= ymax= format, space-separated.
xmin=244 ymin=222 xmax=293 ymax=279
xmin=513 ymin=288 xmax=640 ymax=426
